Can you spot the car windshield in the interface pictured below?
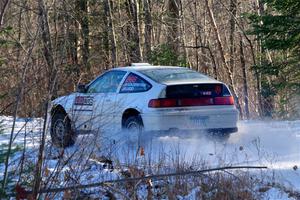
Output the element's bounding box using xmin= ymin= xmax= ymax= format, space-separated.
xmin=140 ymin=68 xmax=209 ymax=83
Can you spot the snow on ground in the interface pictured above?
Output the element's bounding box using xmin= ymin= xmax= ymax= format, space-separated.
xmin=110 ymin=119 xmax=300 ymax=191
xmin=152 ymin=120 xmax=300 ymax=190
xmin=0 ymin=116 xmax=300 ymax=199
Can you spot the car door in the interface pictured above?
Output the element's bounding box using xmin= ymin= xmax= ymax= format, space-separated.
xmin=72 ymin=93 xmax=95 ymax=133
xmin=86 ymin=70 xmax=127 ymax=133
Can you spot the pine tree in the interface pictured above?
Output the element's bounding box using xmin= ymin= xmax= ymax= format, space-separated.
xmin=248 ymin=0 xmax=300 ymax=118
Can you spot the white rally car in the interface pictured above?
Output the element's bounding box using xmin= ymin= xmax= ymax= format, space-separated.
xmin=50 ymin=63 xmax=238 ymax=147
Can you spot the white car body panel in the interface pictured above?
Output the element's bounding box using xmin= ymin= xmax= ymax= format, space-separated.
xmin=51 ymin=65 xmax=239 ymax=135
xmin=141 ymin=106 xmax=238 ymax=131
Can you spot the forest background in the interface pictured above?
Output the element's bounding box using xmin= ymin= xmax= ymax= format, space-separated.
xmin=0 ymin=0 xmax=299 ymax=119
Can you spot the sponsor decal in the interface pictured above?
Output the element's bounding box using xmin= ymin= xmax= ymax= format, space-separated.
xmin=199 ymin=91 xmax=212 ymax=96
xmin=74 ymin=96 xmax=93 ymax=106
xmin=193 ymin=91 xmax=212 ymax=96
xmin=125 ymin=74 xmax=138 ymax=83
xmin=214 ymin=85 xmax=222 ymax=95
xmin=121 ymin=86 xmax=135 ymax=92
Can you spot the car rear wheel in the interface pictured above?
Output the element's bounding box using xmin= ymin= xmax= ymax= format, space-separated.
xmin=50 ymin=113 xmax=76 ymax=148
xmin=124 ymin=116 xmax=143 ymax=147
xmin=206 ymin=128 xmax=236 ymax=141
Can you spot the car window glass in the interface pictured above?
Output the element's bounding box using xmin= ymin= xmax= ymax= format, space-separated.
xmin=120 ymin=73 xmax=151 ymax=93
xmin=140 ymin=68 xmax=209 ymax=83
xmin=87 ymin=71 xmax=126 ymax=93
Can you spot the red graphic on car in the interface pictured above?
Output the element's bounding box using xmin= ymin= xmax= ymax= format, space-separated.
xmin=74 ymin=96 xmax=93 ymax=106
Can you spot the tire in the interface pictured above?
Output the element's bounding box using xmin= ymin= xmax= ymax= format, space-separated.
xmin=206 ymin=129 xmax=231 ymax=141
xmin=123 ymin=116 xmax=144 ymax=146
xmin=50 ymin=113 xmax=76 ymax=148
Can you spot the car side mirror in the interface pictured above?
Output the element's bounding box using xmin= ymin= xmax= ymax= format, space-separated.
xmin=76 ymin=84 xmax=87 ymax=93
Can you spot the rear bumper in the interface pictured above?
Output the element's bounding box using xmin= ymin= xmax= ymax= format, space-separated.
xmin=141 ymin=106 xmax=239 ymax=132
xmin=149 ymin=127 xmax=238 ymax=138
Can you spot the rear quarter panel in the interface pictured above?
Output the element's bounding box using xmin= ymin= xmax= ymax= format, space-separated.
xmin=114 ymin=80 xmax=165 ymax=130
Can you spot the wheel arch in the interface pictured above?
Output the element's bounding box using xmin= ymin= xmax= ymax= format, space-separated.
xmin=122 ymin=108 xmax=143 ymax=128
xmin=51 ymin=104 xmax=68 ymax=117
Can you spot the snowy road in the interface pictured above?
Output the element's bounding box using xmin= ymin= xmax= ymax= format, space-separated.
xmin=140 ymin=120 xmax=300 ymax=190
xmin=1 ymin=116 xmax=300 ymax=197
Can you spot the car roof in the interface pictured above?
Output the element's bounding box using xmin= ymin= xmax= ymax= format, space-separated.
xmin=111 ymin=65 xmax=221 ymax=85
xmin=112 ymin=65 xmax=182 ymax=72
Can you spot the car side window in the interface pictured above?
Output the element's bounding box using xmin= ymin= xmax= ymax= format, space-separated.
xmin=120 ymin=73 xmax=152 ymax=93
xmin=87 ymin=71 xmax=126 ymax=93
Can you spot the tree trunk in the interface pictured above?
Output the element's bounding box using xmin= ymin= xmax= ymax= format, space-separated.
xmin=0 ymin=0 xmax=10 ymax=29
xmin=229 ymin=0 xmax=237 ymax=75
xmin=207 ymin=40 xmax=218 ymax=79
xmin=63 ymin=1 xmax=79 ymax=80
xmin=166 ymin=0 xmax=180 ymax=57
xmin=33 ymin=0 xmax=57 ymax=197
xmin=179 ymin=0 xmax=189 ymax=67
xmin=118 ymin=0 xmax=129 ymax=64
xmin=154 ymin=3 xmax=165 ymax=45
xmin=104 ymin=0 xmax=118 ymax=67
xmin=239 ymin=35 xmax=250 ymax=119
xmin=205 ymin=0 xmax=242 ymax=114
xmin=77 ymin=0 xmax=90 ymax=70
xmin=255 ymin=0 xmax=264 ymax=117
xmin=143 ymin=0 xmax=152 ymax=61
xmin=103 ymin=1 xmax=110 ymax=69
xmin=190 ymin=1 xmax=211 ymax=75
xmin=126 ymin=0 xmax=141 ymax=62
xmin=1 ymin=28 xmax=39 ymax=192
xmin=193 ymin=1 xmax=199 ymax=71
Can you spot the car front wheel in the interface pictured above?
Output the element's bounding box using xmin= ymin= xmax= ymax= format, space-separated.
xmin=50 ymin=113 xmax=76 ymax=148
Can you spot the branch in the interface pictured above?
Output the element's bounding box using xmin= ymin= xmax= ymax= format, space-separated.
xmin=25 ymin=165 xmax=267 ymax=194
xmin=1 ymin=26 xmax=40 ymax=190
xmin=181 ymin=45 xmax=209 ymax=49
xmin=0 ymin=0 xmax=10 ymax=29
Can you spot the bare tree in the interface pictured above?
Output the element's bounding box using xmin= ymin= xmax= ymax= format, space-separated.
xmin=104 ymin=0 xmax=118 ymax=67
xmin=166 ymin=0 xmax=180 ymax=56
xmin=1 ymin=0 xmax=298 ymax=146
xmin=33 ymin=0 xmax=57 ymax=197
xmin=229 ymin=0 xmax=237 ymax=77
xmin=76 ymin=0 xmax=90 ymax=70
xmin=0 ymin=0 xmax=10 ymax=28
xmin=126 ymin=0 xmax=141 ymax=62
xmin=205 ymin=0 xmax=242 ymax=114
xmin=1 ymin=24 xmax=39 ymax=192
xmin=143 ymin=0 xmax=152 ymax=61
xmin=239 ymin=34 xmax=250 ymax=119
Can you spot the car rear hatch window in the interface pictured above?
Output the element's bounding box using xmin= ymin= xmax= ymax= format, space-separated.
xmin=166 ymin=84 xmax=231 ymax=98
xmin=140 ymin=68 xmax=209 ymax=84
xmin=148 ymin=84 xmax=234 ymax=108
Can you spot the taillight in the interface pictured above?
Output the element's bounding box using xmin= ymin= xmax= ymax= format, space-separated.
xmin=148 ymin=96 xmax=234 ymax=108
xmin=148 ymin=99 xmax=177 ymax=108
xmin=180 ymin=98 xmax=213 ymax=106
xmin=214 ymin=96 xmax=234 ymax=105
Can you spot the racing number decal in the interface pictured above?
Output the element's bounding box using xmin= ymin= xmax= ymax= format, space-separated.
xmin=74 ymin=96 xmax=94 ymax=106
